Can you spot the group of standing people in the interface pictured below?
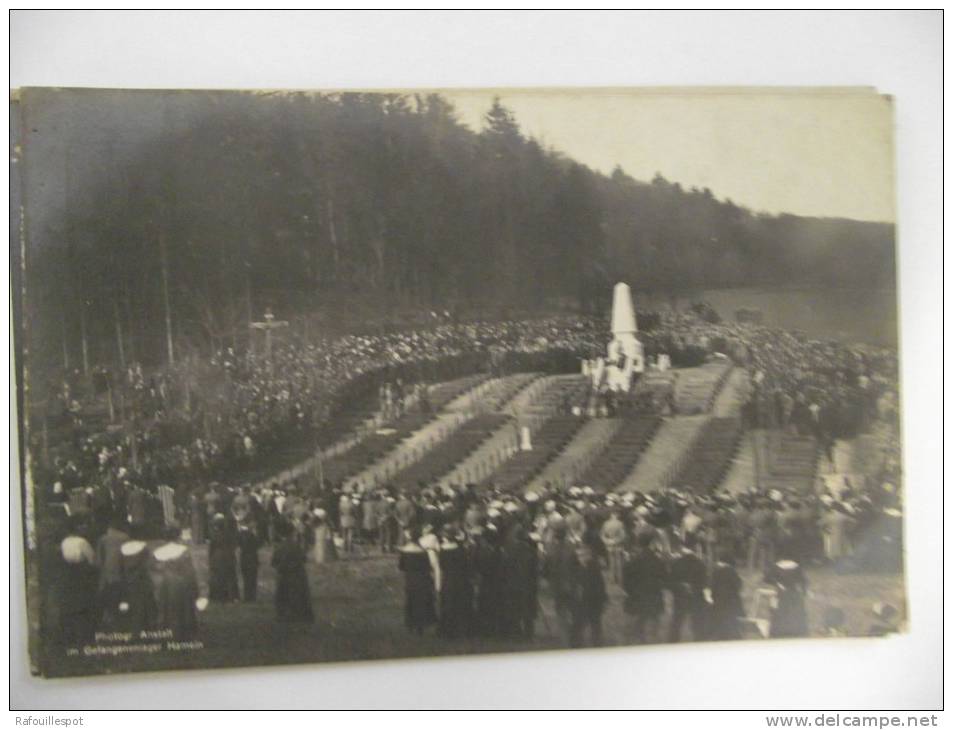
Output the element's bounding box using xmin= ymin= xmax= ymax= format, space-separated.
xmin=194 ymin=484 xmax=315 ymax=623
xmin=390 ymin=493 xmax=817 ymax=648
xmin=51 ymin=515 xmax=200 ymax=647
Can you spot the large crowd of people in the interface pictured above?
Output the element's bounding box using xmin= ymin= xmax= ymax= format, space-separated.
xmin=49 ymin=469 xmax=903 ymax=651
xmin=34 ymin=306 xmax=903 ymax=654
xmin=35 ymin=316 xmax=603 ymax=524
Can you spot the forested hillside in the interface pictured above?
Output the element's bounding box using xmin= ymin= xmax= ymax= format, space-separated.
xmin=17 ymin=89 xmax=896 ymax=370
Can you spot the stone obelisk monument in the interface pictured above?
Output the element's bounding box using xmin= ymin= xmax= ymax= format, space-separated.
xmin=606 ymin=282 xmax=644 ymax=392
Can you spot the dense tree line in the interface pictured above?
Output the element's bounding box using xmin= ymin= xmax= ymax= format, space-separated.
xmin=16 ymin=89 xmax=896 ymax=380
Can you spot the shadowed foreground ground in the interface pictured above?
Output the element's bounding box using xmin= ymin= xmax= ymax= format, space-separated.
xmin=46 ymin=544 xmax=906 ymax=678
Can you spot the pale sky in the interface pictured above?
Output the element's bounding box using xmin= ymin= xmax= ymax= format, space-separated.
xmin=443 ymin=88 xmax=895 ymax=223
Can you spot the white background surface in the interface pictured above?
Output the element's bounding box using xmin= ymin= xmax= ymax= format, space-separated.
xmin=7 ymin=10 xmax=943 ymax=710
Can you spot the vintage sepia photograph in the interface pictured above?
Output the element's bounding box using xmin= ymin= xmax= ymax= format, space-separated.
xmin=12 ymin=85 xmax=904 ymax=680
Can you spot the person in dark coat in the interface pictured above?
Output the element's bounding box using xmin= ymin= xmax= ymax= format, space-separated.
xmin=57 ymin=526 xmax=100 ymax=646
xmin=251 ymin=492 xmax=268 ymax=546
xmin=271 ymin=520 xmax=315 ymax=623
xmin=397 ymin=532 xmax=437 ymax=635
xmin=622 ymin=534 xmax=669 ymax=643
xmin=501 ymin=523 xmax=539 ymax=639
xmin=127 ymin=485 xmax=147 ymax=537
xmin=189 ymin=492 xmax=205 ymax=545
xmin=544 ymin=522 xmax=579 ymax=642
xmin=768 ymin=559 xmax=809 ymax=638
xmin=569 ymin=542 xmax=608 ymax=648
xmin=473 ymin=525 xmax=505 ymax=637
xmin=153 ymin=541 xmax=200 ymax=639
xmin=668 ymin=546 xmax=708 ymax=642
xmin=117 ymin=540 xmax=157 ymax=634
xmin=96 ymin=517 xmax=130 ymax=626
xmin=266 ymin=491 xmax=282 ymax=544
xmin=709 ymin=555 xmax=745 ymax=640
xmin=207 ymin=514 xmax=239 ymax=602
xmin=436 ymin=533 xmax=473 ymax=638
xmin=237 ymin=523 xmax=260 ymax=602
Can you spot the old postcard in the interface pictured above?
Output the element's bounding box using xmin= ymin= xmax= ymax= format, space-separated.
xmin=12 ymin=87 xmax=903 ymax=678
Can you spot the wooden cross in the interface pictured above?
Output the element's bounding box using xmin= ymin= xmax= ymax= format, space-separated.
xmin=249 ymin=309 xmax=288 ymax=363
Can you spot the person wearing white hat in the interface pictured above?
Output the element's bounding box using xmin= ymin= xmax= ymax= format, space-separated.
xmin=312 ymin=508 xmax=335 ymax=565
xmin=153 ymin=542 xmax=200 ymax=640
xmin=117 ymin=540 xmax=157 ymax=634
xmin=57 ymin=521 xmax=99 ymax=646
xmin=767 ymin=559 xmax=809 ymax=638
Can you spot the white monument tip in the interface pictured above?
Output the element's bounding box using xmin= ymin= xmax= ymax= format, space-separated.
xmin=611 ymin=282 xmax=638 ymax=335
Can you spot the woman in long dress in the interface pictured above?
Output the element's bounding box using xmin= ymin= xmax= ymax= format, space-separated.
xmin=437 ymin=534 xmax=473 ymax=638
xmin=118 ymin=540 xmax=157 ymax=633
xmin=207 ymin=514 xmax=239 ymax=602
xmin=153 ymin=541 xmax=200 ymax=639
xmin=709 ymin=556 xmax=745 ymax=640
xmin=57 ymin=529 xmax=100 ymax=646
xmin=821 ymin=503 xmax=855 ymax=564
xmin=339 ymin=495 xmax=356 ymax=555
xmin=768 ymin=559 xmax=809 ymax=638
xmin=272 ymin=520 xmax=315 ymax=623
xmin=311 ymin=510 xmax=335 ymax=565
xmin=397 ymin=534 xmax=437 ymax=635
xmin=189 ymin=493 xmax=205 ymax=545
